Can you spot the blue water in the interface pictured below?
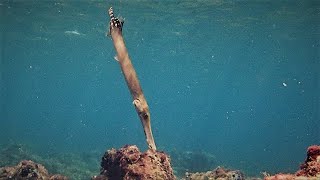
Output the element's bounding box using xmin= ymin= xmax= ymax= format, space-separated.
xmin=1 ymin=0 xmax=319 ymax=177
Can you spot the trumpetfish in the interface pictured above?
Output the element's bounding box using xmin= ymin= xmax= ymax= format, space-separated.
xmin=107 ymin=7 xmax=157 ymax=150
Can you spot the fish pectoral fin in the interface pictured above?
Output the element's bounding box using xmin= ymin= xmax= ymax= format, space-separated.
xmin=133 ymin=99 xmax=143 ymax=112
xmin=114 ymin=55 xmax=119 ymax=62
xmin=133 ymin=99 xmax=140 ymax=107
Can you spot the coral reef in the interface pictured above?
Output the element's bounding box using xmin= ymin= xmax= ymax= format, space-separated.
xmin=265 ymin=145 xmax=320 ymax=180
xmin=92 ymin=145 xmax=175 ymax=180
xmin=0 ymin=160 xmax=67 ymax=180
xmin=1 ymin=143 xmax=318 ymax=179
xmin=0 ymin=143 xmax=99 ymax=179
xmin=184 ymin=166 xmax=245 ymax=180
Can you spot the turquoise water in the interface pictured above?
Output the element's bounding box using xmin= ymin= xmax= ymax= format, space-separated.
xmin=1 ymin=0 xmax=319 ymax=177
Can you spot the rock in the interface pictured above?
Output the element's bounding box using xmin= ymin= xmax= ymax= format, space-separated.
xmin=185 ymin=166 xmax=245 ymax=180
xmin=296 ymin=145 xmax=320 ymax=177
xmin=264 ymin=145 xmax=320 ymax=180
xmin=264 ymin=173 xmax=295 ymax=180
xmin=92 ymin=145 xmax=175 ymax=180
xmin=0 ymin=160 xmax=67 ymax=180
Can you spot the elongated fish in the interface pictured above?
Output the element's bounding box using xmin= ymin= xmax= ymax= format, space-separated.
xmin=107 ymin=7 xmax=157 ymax=150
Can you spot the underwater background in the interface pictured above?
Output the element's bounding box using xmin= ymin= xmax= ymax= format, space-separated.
xmin=1 ymin=0 xmax=319 ymax=179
